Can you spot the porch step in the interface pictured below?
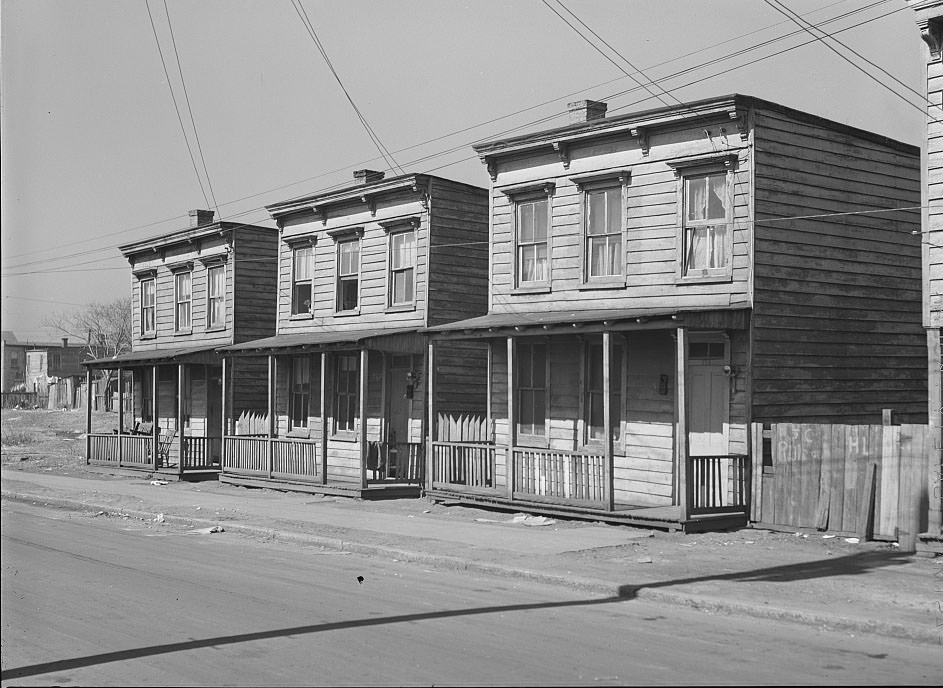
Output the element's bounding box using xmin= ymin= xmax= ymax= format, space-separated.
xmin=83 ymin=464 xmax=220 ymax=482
xmin=916 ymin=531 xmax=943 ymax=557
xmin=219 ymin=473 xmax=420 ymax=500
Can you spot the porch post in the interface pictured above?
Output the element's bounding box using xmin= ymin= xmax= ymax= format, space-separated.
xmin=221 ymin=356 xmax=228 ymax=439
xmin=426 ymin=339 xmax=435 ymax=492
xmin=84 ymin=368 xmax=92 ymax=465
xmin=117 ymin=367 xmax=124 ymax=466
xmin=676 ymin=327 xmax=690 ymax=521
xmin=177 ymin=364 xmax=185 ymax=476
xmin=603 ymin=331 xmax=614 ymax=511
xmin=267 ymin=354 xmax=275 ymax=479
xmin=320 ymin=352 xmax=328 ymax=485
xmin=359 ymin=348 xmax=369 ymax=490
xmin=507 ymin=336 xmax=515 ymax=501
xmin=151 ymin=365 xmax=159 ymax=471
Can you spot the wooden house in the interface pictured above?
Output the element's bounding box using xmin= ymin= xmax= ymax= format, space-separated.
xmin=908 ymin=0 xmax=943 ymax=555
xmin=218 ymin=171 xmax=488 ymax=497
xmin=425 ymin=95 xmax=926 ymax=532
xmin=83 ymin=210 xmax=278 ymax=479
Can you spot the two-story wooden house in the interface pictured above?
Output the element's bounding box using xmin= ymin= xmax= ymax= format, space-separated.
xmin=83 ymin=210 xmax=278 ymax=479
xmin=218 ymin=171 xmax=488 ymax=497
xmin=426 ymin=95 xmax=926 ymax=532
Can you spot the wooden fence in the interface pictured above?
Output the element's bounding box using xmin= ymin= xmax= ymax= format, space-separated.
xmin=751 ymin=422 xmax=934 ymax=549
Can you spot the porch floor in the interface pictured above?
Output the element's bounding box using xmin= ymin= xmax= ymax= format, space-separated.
xmin=426 ymin=488 xmax=746 ymax=533
xmin=219 ymin=473 xmax=421 ymax=499
xmin=84 ymin=463 xmax=220 ymax=483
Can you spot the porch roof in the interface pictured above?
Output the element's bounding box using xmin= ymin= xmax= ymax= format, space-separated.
xmin=83 ymin=344 xmax=220 ymax=369
xmin=425 ymin=307 xmax=750 ymax=337
xmin=219 ymin=326 xmax=422 ymax=355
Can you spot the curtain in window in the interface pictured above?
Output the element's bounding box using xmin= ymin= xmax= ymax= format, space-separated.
xmin=176 ymin=273 xmax=191 ymax=330
xmin=518 ymin=199 xmax=548 ymax=283
xmin=208 ymin=266 xmax=225 ymax=327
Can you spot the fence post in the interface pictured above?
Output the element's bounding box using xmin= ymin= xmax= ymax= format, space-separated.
xmin=426 ymin=340 xmax=435 ymax=493
xmin=676 ymin=327 xmax=689 ymax=522
xmin=506 ymin=336 xmax=515 ymax=502
xmin=85 ymin=368 xmax=92 ymax=465
xmin=267 ymin=354 xmax=275 ymax=479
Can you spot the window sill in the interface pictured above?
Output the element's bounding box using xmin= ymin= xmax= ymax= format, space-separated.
xmin=287 ymin=428 xmax=311 ymax=439
xmin=511 ymin=285 xmax=551 ymax=295
xmin=515 ymin=435 xmax=549 ymax=449
xmin=385 ymin=303 xmax=416 ymax=314
xmin=333 ymin=309 xmax=361 ymax=318
xmin=173 ymin=330 xmax=193 ymax=336
xmin=676 ymin=272 xmax=733 ymax=285
xmin=331 ymin=431 xmax=358 ymax=442
xmin=579 ymin=279 xmax=624 ymax=291
xmin=140 ymin=334 xmax=157 ymax=341
xmin=289 ymin=313 xmax=314 ymax=321
xmin=206 ymin=326 xmax=227 ymax=333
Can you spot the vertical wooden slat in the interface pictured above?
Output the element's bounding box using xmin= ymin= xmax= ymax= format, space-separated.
xmin=221 ymin=357 xmax=228 ymax=439
xmin=177 ymin=364 xmax=185 ymax=475
xmin=426 ymin=341 xmax=435 ymax=491
xmin=151 ymin=365 xmax=159 ymax=471
xmin=85 ymin=368 xmax=93 ymax=465
xmin=360 ymin=347 xmax=369 ymax=490
xmin=750 ymin=423 xmax=763 ymax=521
xmin=675 ymin=327 xmax=689 ymax=520
xmin=507 ymin=336 xmax=515 ymax=500
xmin=814 ymin=425 xmax=832 ymax=531
xmin=117 ymin=367 xmax=125 ymax=468
xmin=321 ymin=352 xmax=328 ymax=484
xmin=879 ymin=423 xmax=900 ymax=539
xmin=829 ymin=425 xmax=846 ymax=532
xmin=603 ymin=331 xmax=613 ymax=511
xmin=267 ymin=355 xmax=275 ymax=479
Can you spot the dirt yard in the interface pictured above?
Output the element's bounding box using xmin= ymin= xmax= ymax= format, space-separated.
xmin=1 ymin=408 xmax=121 ymax=476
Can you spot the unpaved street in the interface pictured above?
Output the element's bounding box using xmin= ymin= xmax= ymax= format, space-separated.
xmin=2 ymin=501 xmax=938 ymax=686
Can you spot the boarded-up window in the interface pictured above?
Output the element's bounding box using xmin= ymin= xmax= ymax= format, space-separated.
xmin=207 ymin=265 xmax=225 ymax=329
xmin=337 ymin=240 xmax=360 ymax=312
xmin=517 ymin=340 xmax=546 ymax=436
xmin=682 ymin=171 xmax=729 ymax=275
xmin=334 ymin=354 xmax=359 ymax=433
xmin=389 ymin=231 xmax=415 ymax=305
xmin=292 ymin=246 xmax=313 ymax=315
xmin=140 ymin=278 xmax=156 ymax=336
xmin=175 ymin=272 xmax=192 ymax=332
xmin=585 ymin=187 xmax=622 ymax=279
xmin=516 ymin=198 xmax=549 ymax=285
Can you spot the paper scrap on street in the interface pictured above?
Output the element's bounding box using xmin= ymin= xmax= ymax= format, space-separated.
xmin=150 ymin=480 xmax=168 ymax=486
xmin=474 ymin=513 xmax=557 ymax=526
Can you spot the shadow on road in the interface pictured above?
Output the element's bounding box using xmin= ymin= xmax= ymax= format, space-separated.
xmin=1 ymin=549 xmax=912 ymax=681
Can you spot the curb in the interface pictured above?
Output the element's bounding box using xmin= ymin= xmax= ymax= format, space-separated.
xmin=3 ymin=490 xmax=938 ymax=646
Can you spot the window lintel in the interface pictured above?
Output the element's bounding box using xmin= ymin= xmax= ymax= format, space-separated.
xmin=167 ymin=260 xmax=194 ymax=273
xmin=198 ymin=252 xmax=229 ymax=265
xmin=378 ymin=216 xmax=420 ymax=233
xmin=285 ymin=235 xmax=317 ymax=247
xmin=133 ymin=268 xmax=157 ymax=279
xmin=498 ymin=180 xmax=556 ymax=198
xmin=327 ymin=226 xmax=364 ymax=242
xmin=666 ymin=152 xmax=738 ymax=178
xmin=569 ymin=169 xmax=631 ymax=191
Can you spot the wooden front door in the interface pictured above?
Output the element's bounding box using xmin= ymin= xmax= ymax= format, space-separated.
xmin=387 ymin=355 xmax=413 ymax=445
xmin=688 ymin=340 xmax=729 ymax=456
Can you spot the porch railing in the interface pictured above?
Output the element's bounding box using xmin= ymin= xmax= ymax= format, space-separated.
xmin=222 ymin=436 xmax=319 ymax=482
xmin=370 ymin=442 xmax=423 ymax=483
xmin=119 ymin=435 xmax=152 ymax=465
xmin=432 ymin=441 xmax=495 ymax=489
xmin=513 ymin=448 xmax=608 ymax=506
xmin=687 ymin=454 xmax=750 ymax=515
xmin=88 ymin=432 xmax=217 ymax=472
xmin=182 ymin=437 xmax=221 ymax=470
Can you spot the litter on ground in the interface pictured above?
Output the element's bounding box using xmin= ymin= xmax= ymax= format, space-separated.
xmin=150 ymin=480 xmax=168 ymax=486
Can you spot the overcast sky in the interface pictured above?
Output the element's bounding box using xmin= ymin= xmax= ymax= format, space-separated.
xmin=0 ymin=0 xmax=927 ymax=340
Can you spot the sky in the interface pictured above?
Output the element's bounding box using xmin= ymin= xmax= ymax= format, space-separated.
xmin=0 ymin=0 xmax=928 ymax=341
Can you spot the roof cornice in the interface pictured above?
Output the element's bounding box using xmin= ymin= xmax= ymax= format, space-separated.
xmin=266 ymin=173 xmax=433 ymax=222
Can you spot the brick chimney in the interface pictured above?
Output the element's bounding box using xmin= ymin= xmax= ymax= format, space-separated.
xmin=189 ymin=209 xmax=215 ymax=227
xmin=61 ymin=337 xmax=68 ymax=348
xmin=567 ymin=99 xmax=607 ymax=124
xmin=353 ymin=169 xmax=385 ymax=185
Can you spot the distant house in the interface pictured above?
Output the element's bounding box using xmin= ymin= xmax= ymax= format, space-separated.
xmin=83 ymin=210 xmax=279 ymax=479
xmin=219 ymin=170 xmax=489 ymax=497
xmin=25 ymin=337 xmax=86 ymax=390
xmin=1 ymin=331 xmax=27 ymax=392
xmin=907 ymin=0 xmax=943 ymax=555
xmin=426 ymin=95 xmax=925 ymax=532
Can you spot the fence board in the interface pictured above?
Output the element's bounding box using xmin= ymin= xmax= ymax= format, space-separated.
xmin=828 ymin=427 xmax=846 ymax=532
xmin=878 ymin=425 xmax=900 ymax=539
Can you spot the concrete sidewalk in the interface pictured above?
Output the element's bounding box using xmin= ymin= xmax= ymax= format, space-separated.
xmin=2 ymin=466 xmax=941 ymax=646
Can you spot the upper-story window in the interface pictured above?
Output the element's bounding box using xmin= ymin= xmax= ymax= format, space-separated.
xmin=174 ymin=271 xmax=192 ymax=332
xmin=206 ymin=264 xmax=226 ymax=330
xmin=389 ymin=231 xmax=415 ymax=306
xmin=336 ymin=239 xmax=360 ymax=312
xmin=291 ymin=245 xmax=314 ymax=315
xmin=516 ymin=197 xmax=550 ymax=286
xmin=140 ymin=278 xmax=156 ymax=337
xmin=585 ymin=186 xmax=623 ymax=280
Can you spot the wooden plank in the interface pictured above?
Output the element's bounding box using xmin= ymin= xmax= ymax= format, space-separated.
xmin=676 ymin=327 xmax=688 ymax=520
xmin=898 ymin=425 xmax=929 ymax=552
xmin=856 ymin=462 xmax=877 ymax=540
xmin=842 ymin=426 xmax=862 ymax=533
xmin=814 ymin=424 xmax=831 ymax=530
xmin=828 ymin=426 xmax=846 ymax=532
xmin=878 ymin=424 xmax=900 ymax=540
xmin=750 ymin=423 xmax=763 ymax=522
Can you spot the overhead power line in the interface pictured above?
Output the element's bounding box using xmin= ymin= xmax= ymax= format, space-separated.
xmin=143 ymin=0 xmax=212 ymax=210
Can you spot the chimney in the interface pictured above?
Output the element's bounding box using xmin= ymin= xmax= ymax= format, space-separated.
xmin=188 ymin=209 xmax=215 ymax=227
xmin=567 ymin=99 xmax=607 ymax=124
xmin=353 ymin=169 xmax=385 ymax=185
xmin=61 ymin=337 xmax=68 ymax=348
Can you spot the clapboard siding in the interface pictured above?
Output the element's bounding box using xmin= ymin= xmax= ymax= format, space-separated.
xmin=488 ymin=130 xmax=752 ymax=314
xmin=752 ymin=106 xmax=926 ymax=423
xmin=233 ymin=226 xmax=279 ymax=343
xmin=427 ymin=179 xmax=490 ymax=326
xmin=928 ymin=53 xmax=943 ymax=326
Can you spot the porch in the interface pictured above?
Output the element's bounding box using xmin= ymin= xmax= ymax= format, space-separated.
xmin=425 ymin=308 xmax=753 ymax=532
xmin=82 ymin=345 xmax=223 ymax=480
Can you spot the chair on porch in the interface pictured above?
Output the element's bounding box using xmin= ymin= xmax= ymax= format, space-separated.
xmin=156 ymin=429 xmax=176 ymax=468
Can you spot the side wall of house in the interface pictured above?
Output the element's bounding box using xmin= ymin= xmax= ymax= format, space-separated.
xmin=752 ymin=104 xmax=926 ymax=423
xmin=233 ymin=227 xmax=279 ymax=344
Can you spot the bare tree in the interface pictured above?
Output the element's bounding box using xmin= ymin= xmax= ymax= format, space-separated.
xmin=44 ymin=296 xmax=133 ymax=401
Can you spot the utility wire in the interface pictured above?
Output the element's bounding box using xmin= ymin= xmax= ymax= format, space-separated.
xmin=290 ymin=0 xmax=405 ymax=176
xmin=163 ymin=0 xmax=220 ymax=216
xmin=143 ymin=0 xmax=212 ymax=210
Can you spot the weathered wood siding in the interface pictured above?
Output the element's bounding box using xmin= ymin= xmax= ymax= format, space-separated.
xmin=434 ymin=340 xmax=489 ymax=418
xmin=487 ymin=120 xmax=751 ymax=315
xmin=233 ymin=226 xmax=279 ymax=344
xmin=752 ymin=105 xmax=926 ymax=423
xmin=929 ymin=51 xmax=943 ymax=328
xmin=277 ymin=193 xmax=430 ymax=335
xmin=427 ymin=178 xmax=489 ymax=326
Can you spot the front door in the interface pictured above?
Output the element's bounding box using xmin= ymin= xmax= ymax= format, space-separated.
xmin=687 ymin=339 xmax=729 ymax=456
xmin=385 ymin=355 xmax=414 ymax=479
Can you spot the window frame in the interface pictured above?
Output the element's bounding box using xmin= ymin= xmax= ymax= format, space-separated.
xmin=382 ymin=218 xmax=419 ymax=311
xmin=332 ymin=352 xmax=360 ymax=438
xmin=515 ymin=338 xmax=550 ymax=447
xmin=581 ymin=337 xmax=625 ymax=450
xmin=571 ymin=170 xmax=630 ymax=287
xmin=289 ymin=241 xmax=315 ymax=318
xmin=289 ymin=355 xmax=312 ymax=430
xmin=173 ymin=269 xmax=193 ymax=334
xmin=668 ymin=154 xmax=737 ymax=284
xmin=205 ymin=262 xmax=227 ymax=331
xmin=328 ymin=227 xmax=364 ymax=315
xmin=501 ymin=182 xmax=555 ymax=294
xmin=139 ymin=276 xmax=156 ymax=339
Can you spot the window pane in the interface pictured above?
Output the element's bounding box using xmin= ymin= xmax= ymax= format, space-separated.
xmin=519 ymin=202 xmax=534 ymax=243
xmin=533 ymin=199 xmax=548 ymax=241
xmin=142 ymin=280 xmax=155 ymax=305
xmin=685 ymin=177 xmax=706 ymax=222
xmin=534 ymin=243 xmax=548 ymax=281
xmin=710 ymin=224 xmax=728 ymax=268
xmin=293 ymin=283 xmax=312 ymax=314
xmin=707 ymin=173 xmax=727 ymax=220
xmin=608 ymin=235 xmax=623 ymax=275
xmin=587 ymin=191 xmax=606 ymax=236
xmin=294 ymin=247 xmax=312 ymax=280
xmin=339 ymin=278 xmax=358 ymax=310
xmin=606 ymin=188 xmax=621 ymax=234
xmin=686 ymin=227 xmax=709 ymax=270
xmin=532 ymin=343 xmax=546 ymax=387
